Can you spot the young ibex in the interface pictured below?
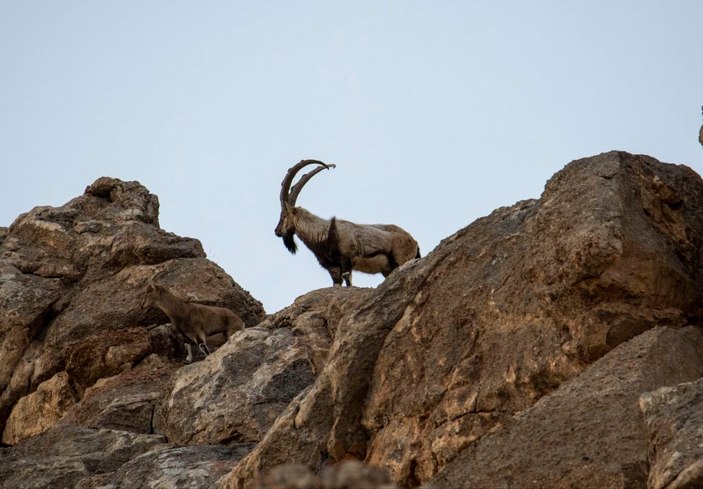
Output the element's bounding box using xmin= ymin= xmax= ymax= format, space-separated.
xmin=141 ymin=273 xmax=244 ymax=362
xmin=274 ymin=159 xmax=420 ymax=286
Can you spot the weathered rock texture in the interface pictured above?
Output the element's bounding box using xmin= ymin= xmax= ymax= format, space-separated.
xmin=0 ymin=177 xmax=265 ymax=487
xmin=219 ymin=151 xmax=703 ymax=488
xmin=429 ymin=326 xmax=703 ymax=488
xmin=2 ymin=152 xmax=703 ymax=489
xmin=0 ymin=425 xmax=248 ymax=489
xmin=640 ymin=377 xmax=703 ymax=489
xmin=0 ymin=426 xmax=167 ymax=488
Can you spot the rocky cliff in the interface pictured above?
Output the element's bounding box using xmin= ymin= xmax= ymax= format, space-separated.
xmin=1 ymin=152 xmax=703 ymax=489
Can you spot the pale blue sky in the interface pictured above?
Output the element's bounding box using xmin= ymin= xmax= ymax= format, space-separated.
xmin=2 ymin=2 xmax=702 ymax=313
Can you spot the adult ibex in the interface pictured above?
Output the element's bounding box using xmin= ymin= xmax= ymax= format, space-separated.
xmin=141 ymin=272 xmax=244 ymax=362
xmin=274 ymin=159 xmax=420 ymax=286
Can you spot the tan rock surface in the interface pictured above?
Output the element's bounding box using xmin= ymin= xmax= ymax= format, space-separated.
xmin=2 ymin=371 xmax=77 ymax=444
xmin=0 ymin=177 xmax=264 ymax=446
xmin=2 ymin=153 xmax=703 ymax=489
xmin=429 ymin=326 xmax=703 ymax=488
xmin=222 ymin=151 xmax=703 ymax=488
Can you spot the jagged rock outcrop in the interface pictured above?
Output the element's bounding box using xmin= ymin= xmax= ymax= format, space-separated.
xmin=219 ymin=151 xmax=703 ymax=488
xmin=0 ymin=177 xmax=265 ymax=485
xmin=152 ymin=287 xmax=371 ymax=450
xmin=2 ymin=152 xmax=703 ymax=489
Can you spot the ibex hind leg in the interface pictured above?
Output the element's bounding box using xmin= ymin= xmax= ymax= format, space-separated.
xmin=388 ymin=251 xmax=399 ymax=271
xmin=381 ymin=253 xmax=398 ymax=278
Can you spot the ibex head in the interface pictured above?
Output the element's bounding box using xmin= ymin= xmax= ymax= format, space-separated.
xmin=141 ymin=270 xmax=167 ymax=309
xmin=275 ymin=160 xmax=335 ymax=254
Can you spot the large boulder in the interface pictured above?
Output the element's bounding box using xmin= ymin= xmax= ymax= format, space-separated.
xmin=428 ymin=326 xmax=703 ymax=488
xmin=363 ymin=152 xmax=703 ymax=485
xmin=358 ymin=152 xmax=703 ymax=484
xmin=1 ymin=371 xmax=78 ymax=445
xmin=221 ymin=152 xmax=703 ymax=487
xmin=60 ymin=353 xmax=179 ymax=434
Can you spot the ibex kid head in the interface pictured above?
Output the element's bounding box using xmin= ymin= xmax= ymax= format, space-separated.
xmin=275 ymin=159 xmax=335 ymax=254
xmin=141 ymin=271 xmax=167 ymax=309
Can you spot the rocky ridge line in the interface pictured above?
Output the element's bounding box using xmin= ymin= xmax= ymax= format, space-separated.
xmin=1 ymin=152 xmax=703 ymax=488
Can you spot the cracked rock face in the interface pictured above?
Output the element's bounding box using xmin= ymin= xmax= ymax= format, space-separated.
xmin=430 ymin=326 xmax=703 ymax=488
xmin=354 ymin=153 xmax=703 ymax=485
xmin=222 ymin=152 xmax=703 ymax=488
xmin=3 ymin=153 xmax=703 ymax=489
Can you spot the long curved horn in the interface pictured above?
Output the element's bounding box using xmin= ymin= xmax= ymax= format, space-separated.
xmin=279 ymin=160 xmax=335 ymax=209
xmin=288 ymin=161 xmax=336 ymax=207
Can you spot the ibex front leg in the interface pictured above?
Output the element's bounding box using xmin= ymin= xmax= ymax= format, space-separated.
xmin=328 ymin=266 xmax=344 ymax=287
xmin=342 ymin=271 xmax=352 ymax=287
xmin=327 ymin=269 xmax=352 ymax=287
xmin=184 ymin=340 xmax=209 ymax=363
xmin=198 ymin=342 xmax=211 ymax=356
xmin=197 ymin=332 xmax=211 ymax=357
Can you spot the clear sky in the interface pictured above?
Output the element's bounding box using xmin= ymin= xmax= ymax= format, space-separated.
xmin=2 ymin=1 xmax=702 ymax=313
